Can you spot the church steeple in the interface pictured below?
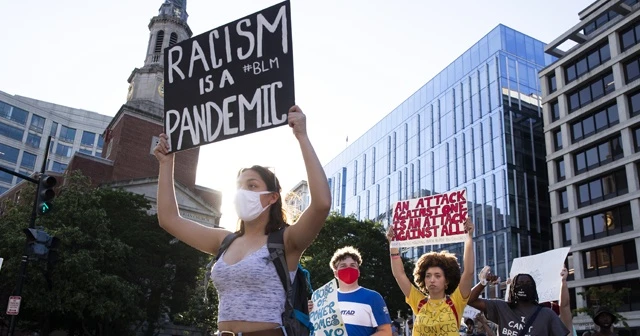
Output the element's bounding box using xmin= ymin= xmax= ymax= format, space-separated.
xmin=125 ymin=0 xmax=192 ymax=114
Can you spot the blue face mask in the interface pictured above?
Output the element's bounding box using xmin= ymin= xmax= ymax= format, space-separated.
xmin=234 ymin=189 xmax=271 ymax=221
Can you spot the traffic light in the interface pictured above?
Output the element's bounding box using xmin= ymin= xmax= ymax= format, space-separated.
xmin=37 ymin=174 xmax=57 ymax=215
xmin=23 ymin=228 xmax=59 ymax=260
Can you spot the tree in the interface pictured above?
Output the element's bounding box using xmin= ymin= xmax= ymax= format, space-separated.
xmin=301 ymin=213 xmax=414 ymax=319
xmin=0 ymin=171 xmax=209 ymax=335
xmin=575 ymin=286 xmax=632 ymax=328
xmin=173 ymin=261 xmax=219 ymax=334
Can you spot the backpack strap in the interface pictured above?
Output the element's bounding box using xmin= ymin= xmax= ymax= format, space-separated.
xmin=203 ymin=232 xmax=239 ymax=302
xmin=520 ymin=306 xmax=543 ymax=335
xmin=416 ymin=296 xmax=459 ymax=324
xmin=266 ymin=228 xmax=294 ymax=311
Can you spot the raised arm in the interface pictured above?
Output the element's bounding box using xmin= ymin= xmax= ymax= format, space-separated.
xmin=154 ymin=134 xmax=231 ymax=254
xmin=467 ymin=266 xmax=499 ymax=312
xmin=285 ymin=106 xmax=332 ymax=255
xmin=458 ymin=217 xmax=476 ymax=298
xmin=386 ymin=227 xmax=412 ymax=298
xmin=559 ymin=268 xmax=573 ymax=332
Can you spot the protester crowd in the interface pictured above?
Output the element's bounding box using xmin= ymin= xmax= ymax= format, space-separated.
xmin=153 ymin=105 xmax=619 ymax=336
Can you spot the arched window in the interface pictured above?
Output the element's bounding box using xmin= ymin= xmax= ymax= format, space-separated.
xmin=169 ymin=32 xmax=178 ymax=47
xmin=154 ymin=30 xmax=165 ymax=53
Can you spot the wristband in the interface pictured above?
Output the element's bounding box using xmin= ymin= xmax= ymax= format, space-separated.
xmin=481 ymin=279 xmax=487 ymax=286
xmin=390 ymin=253 xmax=400 ymax=256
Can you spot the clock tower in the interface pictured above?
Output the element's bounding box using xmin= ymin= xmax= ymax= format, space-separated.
xmin=101 ymin=0 xmax=200 ymax=188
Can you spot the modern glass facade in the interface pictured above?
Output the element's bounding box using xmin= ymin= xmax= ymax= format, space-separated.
xmin=0 ymin=91 xmax=112 ymax=195
xmin=323 ymin=24 xmax=556 ymax=282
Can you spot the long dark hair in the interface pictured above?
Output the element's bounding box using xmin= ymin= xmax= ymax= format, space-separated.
xmin=236 ymin=165 xmax=288 ymax=235
xmin=508 ymin=273 xmax=539 ymax=308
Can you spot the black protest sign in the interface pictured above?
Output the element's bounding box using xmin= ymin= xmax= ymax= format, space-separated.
xmin=163 ymin=0 xmax=294 ymax=153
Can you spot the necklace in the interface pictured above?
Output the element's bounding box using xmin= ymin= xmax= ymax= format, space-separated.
xmin=428 ymin=299 xmax=444 ymax=307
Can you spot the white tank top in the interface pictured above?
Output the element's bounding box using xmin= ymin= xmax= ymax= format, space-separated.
xmin=211 ymin=244 xmax=296 ymax=324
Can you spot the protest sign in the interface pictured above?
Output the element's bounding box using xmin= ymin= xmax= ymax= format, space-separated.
xmin=310 ymin=279 xmax=348 ymax=336
xmin=163 ymin=0 xmax=294 ymax=153
xmin=463 ymin=305 xmax=480 ymax=320
xmin=390 ymin=189 xmax=468 ymax=248
xmin=505 ymin=247 xmax=570 ymax=303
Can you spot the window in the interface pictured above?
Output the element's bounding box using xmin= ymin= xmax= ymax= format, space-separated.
xmin=584 ymin=10 xmax=623 ymax=35
xmin=353 ymin=160 xmax=358 ymax=196
xmin=154 ymin=30 xmax=165 ymax=53
xmin=0 ymin=122 xmax=24 ymax=141
xmin=26 ymin=133 xmax=41 ymax=148
xmin=20 ymin=151 xmax=36 ymax=170
xmin=81 ymin=131 xmax=96 ymax=147
xmin=564 ymin=43 xmax=611 ymax=83
xmin=625 ymin=55 xmax=640 ymax=82
xmin=620 ymin=20 xmax=640 ymax=51
xmin=548 ymin=74 xmax=557 ymax=93
xmin=169 ymin=32 xmax=178 ymax=46
xmin=550 ymin=101 xmax=560 ymax=122
xmin=554 ymin=129 xmax=563 ymax=151
xmin=583 ymin=241 xmax=638 ymax=278
xmin=0 ymin=165 xmax=14 ymax=184
xmin=628 ymin=91 xmax=640 ymax=117
xmin=50 ymin=121 xmax=58 ymax=136
xmin=559 ymin=189 xmax=568 ymax=213
xmin=29 ymin=114 xmax=45 ymax=133
xmin=55 ymin=143 xmax=73 ymax=157
xmin=567 ymin=72 xmax=615 ymax=112
xmin=577 ymin=169 xmax=628 ymax=207
xmin=571 ymin=104 xmax=618 ymax=143
xmin=97 ymin=134 xmax=104 ymax=150
xmin=58 ymin=125 xmax=76 ymax=143
xmin=79 ymin=148 xmax=92 ymax=155
xmin=584 ymin=279 xmax=640 ymax=312
xmin=556 ymin=159 xmax=565 ymax=181
xmin=0 ymin=101 xmax=28 ymax=125
xmin=561 ymin=221 xmax=571 ymax=247
xmin=51 ymin=161 xmax=67 ymax=173
xmin=0 ymin=144 xmax=20 ymax=164
xmin=573 ymin=136 xmax=623 ymax=174
xmin=371 ymin=147 xmax=376 ymax=184
xmin=580 ymin=204 xmax=633 ymax=241
xmin=634 ymin=127 xmax=640 ymax=151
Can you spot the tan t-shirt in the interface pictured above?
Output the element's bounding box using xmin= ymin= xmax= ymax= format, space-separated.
xmin=405 ymin=285 xmax=468 ymax=336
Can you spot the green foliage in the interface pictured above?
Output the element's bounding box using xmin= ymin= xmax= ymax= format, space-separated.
xmin=0 ymin=171 xmax=211 ymax=335
xmin=301 ymin=212 xmax=414 ymax=319
xmin=575 ymin=286 xmax=631 ymax=328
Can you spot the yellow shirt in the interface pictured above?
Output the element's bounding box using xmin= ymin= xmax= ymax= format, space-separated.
xmin=405 ymin=285 xmax=468 ymax=336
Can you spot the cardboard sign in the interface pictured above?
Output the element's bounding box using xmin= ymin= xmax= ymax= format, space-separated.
xmin=505 ymin=247 xmax=570 ymax=303
xmin=463 ymin=306 xmax=480 ymax=320
xmin=390 ymin=189 xmax=468 ymax=248
xmin=164 ymin=0 xmax=294 ymax=152
xmin=310 ymin=279 xmax=348 ymax=336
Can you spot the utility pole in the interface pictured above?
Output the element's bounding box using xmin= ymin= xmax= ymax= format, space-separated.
xmin=3 ymin=136 xmax=53 ymax=336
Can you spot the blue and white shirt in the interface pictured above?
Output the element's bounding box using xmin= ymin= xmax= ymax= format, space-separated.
xmin=338 ymin=287 xmax=392 ymax=336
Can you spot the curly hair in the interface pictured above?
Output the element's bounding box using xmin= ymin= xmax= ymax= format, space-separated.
xmin=413 ymin=250 xmax=461 ymax=295
xmin=330 ymin=246 xmax=363 ymax=271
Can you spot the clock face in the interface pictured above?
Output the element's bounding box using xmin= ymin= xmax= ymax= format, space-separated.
xmin=158 ymin=80 xmax=164 ymax=98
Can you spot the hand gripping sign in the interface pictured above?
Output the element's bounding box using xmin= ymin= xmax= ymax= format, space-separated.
xmin=389 ymin=189 xmax=468 ymax=248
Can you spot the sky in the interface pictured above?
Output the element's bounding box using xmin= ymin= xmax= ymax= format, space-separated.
xmin=0 ymin=0 xmax=593 ymax=230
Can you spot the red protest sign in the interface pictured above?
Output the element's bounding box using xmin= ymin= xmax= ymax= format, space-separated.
xmin=390 ymin=189 xmax=468 ymax=248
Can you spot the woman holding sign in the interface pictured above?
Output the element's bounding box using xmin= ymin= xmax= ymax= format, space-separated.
xmin=386 ymin=217 xmax=475 ymax=336
xmin=153 ymin=105 xmax=331 ymax=336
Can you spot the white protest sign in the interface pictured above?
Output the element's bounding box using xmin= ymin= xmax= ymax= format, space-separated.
xmin=505 ymin=247 xmax=570 ymax=303
xmin=390 ymin=189 xmax=468 ymax=248
xmin=310 ymin=279 xmax=348 ymax=336
xmin=463 ymin=305 xmax=480 ymax=320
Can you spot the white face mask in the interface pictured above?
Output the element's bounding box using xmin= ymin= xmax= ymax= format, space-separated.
xmin=234 ymin=189 xmax=272 ymax=222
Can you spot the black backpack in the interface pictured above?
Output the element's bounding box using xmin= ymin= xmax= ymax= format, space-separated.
xmin=206 ymin=228 xmax=314 ymax=335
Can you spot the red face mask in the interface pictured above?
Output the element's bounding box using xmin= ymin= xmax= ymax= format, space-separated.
xmin=337 ymin=267 xmax=360 ymax=284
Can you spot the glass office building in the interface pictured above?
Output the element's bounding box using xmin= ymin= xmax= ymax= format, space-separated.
xmin=323 ymin=24 xmax=556 ymax=282
xmin=0 ymin=90 xmax=112 ymax=195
